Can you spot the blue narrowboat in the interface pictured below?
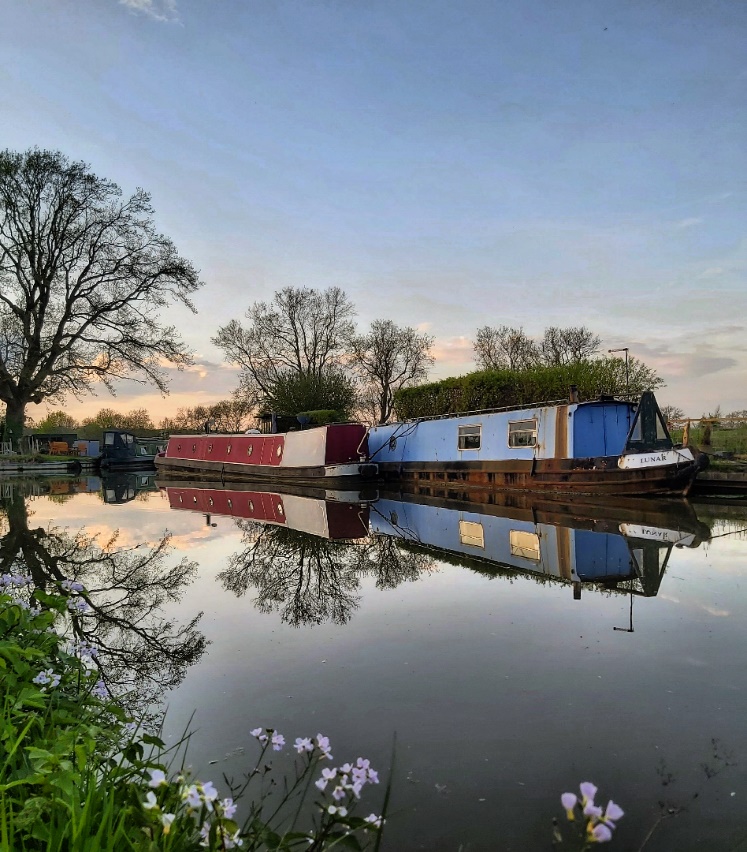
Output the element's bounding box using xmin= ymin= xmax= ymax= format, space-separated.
xmin=367 ymin=391 xmax=706 ymax=497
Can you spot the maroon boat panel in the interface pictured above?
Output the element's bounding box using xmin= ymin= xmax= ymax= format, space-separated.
xmin=325 ymin=424 xmax=368 ymax=465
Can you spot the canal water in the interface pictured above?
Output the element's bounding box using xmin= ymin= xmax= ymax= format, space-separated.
xmin=3 ymin=474 xmax=747 ymax=851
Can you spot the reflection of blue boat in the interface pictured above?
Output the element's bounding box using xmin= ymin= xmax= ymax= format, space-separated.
xmin=369 ymin=493 xmax=707 ymax=598
xmin=99 ymin=430 xmax=167 ymax=470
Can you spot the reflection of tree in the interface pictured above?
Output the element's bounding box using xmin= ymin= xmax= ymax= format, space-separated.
xmin=218 ymin=520 xmax=434 ymax=627
xmin=0 ymin=486 xmax=206 ymax=716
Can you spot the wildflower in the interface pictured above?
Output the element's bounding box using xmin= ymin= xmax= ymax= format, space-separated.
xmin=143 ymin=791 xmax=159 ymax=810
xmin=221 ymin=798 xmax=237 ymax=819
xmin=271 ymin=732 xmax=285 ymax=751
xmin=295 ymin=737 xmax=314 ymax=753
xmin=61 ymin=579 xmax=85 ymax=592
xmin=561 ymin=792 xmax=577 ymax=819
xmin=161 ymin=813 xmax=175 ymax=834
xmin=183 ymin=784 xmax=202 ymax=809
xmin=340 ymin=762 xmax=353 ymax=774
xmin=201 ymin=781 xmax=219 ymax=803
xmin=33 ymin=669 xmax=61 ymax=689
xmin=250 ymin=727 xmax=268 ymax=744
xmin=602 ymin=800 xmax=624 ymax=827
xmin=367 ymin=768 xmax=379 ymax=784
xmin=584 ymin=802 xmax=603 ymax=819
xmin=316 ymin=734 xmax=333 ymax=759
xmin=67 ymin=597 xmax=90 ymax=614
xmin=148 ymin=768 xmax=168 ymax=788
xmin=356 ymin=758 xmax=370 ymax=770
xmin=579 ymin=782 xmax=598 ymax=806
xmin=327 ymin=804 xmax=347 ymax=817
xmin=589 ymin=823 xmax=613 ymax=843
xmin=92 ymin=680 xmax=109 ymax=699
xmin=364 ymin=813 xmax=384 ymax=829
xmin=315 ymin=778 xmax=328 ymax=792
xmin=332 ymin=786 xmax=346 ymax=801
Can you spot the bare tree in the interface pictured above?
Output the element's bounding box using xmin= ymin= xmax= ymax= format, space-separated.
xmin=474 ymin=325 xmax=539 ymax=371
xmin=348 ymin=319 xmax=434 ymax=424
xmin=540 ymin=326 xmax=601 ymax=366
xmin=0 ymin=149 xmax=202 ymax=445
xmin=212 ymin=287 xmax=356 ymax=408
xmin=159 ymin=397 xmax=255 ymax=433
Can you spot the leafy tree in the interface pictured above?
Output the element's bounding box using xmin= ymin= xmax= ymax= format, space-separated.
xmin=348 ymin=319 xmax=434 ymax=424
xmin=540 ymin=325 xmax=601 ymax=366
xmin=394 ymin=357 xmax=663 ymax=419
xmin=261 ymin=368 xmax=357 ymax=419
xmin=32 ymin=409 xmax=79 ymax=432
xmin=474 ymin=325 xmax=539 ymax=371
xmin=213 ymin=286 xmax=356 ymax=407
xmin=0 ymin=148 xmax=202 ymax=446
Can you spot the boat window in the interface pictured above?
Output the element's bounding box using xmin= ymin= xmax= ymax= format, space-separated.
xmin=125 ymin=433 xmax=134 ymax=445
xmin=104 ymin=433 xmax=115 ymax=446
xmin=656 ymin=413 xmax=669 ymax=441
xmin=458 ymin=424 xmax=481 ymax=450
xmin=508 ymin=419 xmax=537 ymax=448
xmin=459 ymin=520 xmax=485 ymax=548
xmin=509 ymin=530 xmax=540 ymax=560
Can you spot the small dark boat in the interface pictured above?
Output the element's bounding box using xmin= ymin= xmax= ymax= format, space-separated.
xmin=99 ymin=430 xmax=167 ymax=471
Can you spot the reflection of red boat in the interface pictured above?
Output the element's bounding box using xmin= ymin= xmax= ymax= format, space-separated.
xmin=160 ymin=482 xmax=371 ymax=540
xmin=155 ymin=424 xmax=378 ymax=486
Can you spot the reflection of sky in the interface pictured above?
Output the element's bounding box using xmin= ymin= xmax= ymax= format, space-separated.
xmin=19 ymin=488 xmax=747 ymax=850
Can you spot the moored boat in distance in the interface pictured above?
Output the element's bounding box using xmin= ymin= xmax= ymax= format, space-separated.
xmin=99 ymin=429 xmax=167 ymax=470
xmin=155 ymin=423 xmax=378 ymax=487
xmin=367 ymin=390 xmax=707 ymax=497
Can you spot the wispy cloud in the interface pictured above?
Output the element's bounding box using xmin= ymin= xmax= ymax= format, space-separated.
xmin=119 ymin=0 xmax=179 ymax=23
xmin=673 ymin=217 xmax=704 ymax=230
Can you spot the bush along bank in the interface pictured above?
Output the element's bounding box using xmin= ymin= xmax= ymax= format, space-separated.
xmin=0 ymin=576 xmax=386 ymax=851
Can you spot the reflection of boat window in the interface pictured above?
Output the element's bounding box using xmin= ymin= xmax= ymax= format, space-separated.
xmin=105 ymin=489 xmax=116 ymax=501
xmin=458 ymin=425 xmax=481 ymax=450
xmin=509 ymin=529 xmax=541 ymax=560
xmin=459 ymin=520 xmax=485 ymax=548
xmin=508 ymin=419 xmax=537 ymax=448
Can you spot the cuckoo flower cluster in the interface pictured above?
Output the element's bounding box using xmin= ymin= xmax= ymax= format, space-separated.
xmin=561 ymin=782 xmax=624 ymax=844
xmin=143 ymin=768 xmax=243 ymax=849
xmin=250 ymin=727 xmax=385 ymax=832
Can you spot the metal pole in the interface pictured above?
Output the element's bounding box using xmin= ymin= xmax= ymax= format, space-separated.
xmin=608 ymin=347 xmax=630 ymax=396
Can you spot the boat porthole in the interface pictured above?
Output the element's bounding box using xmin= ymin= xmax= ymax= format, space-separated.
xmin=227 ymin=445 xmax=232 ymax=454
xmin=208 ymin=444 xmax=213 ymax=453
xmin=247 ymin=445 xmax=253 ymax=456
xmin=276 ymin=445 xmax=282 ymax=457
xmin=227 ymin=499 xmax=232 ymax=508
xmin=248 ymin=500 xmax=254 ymax=511
xmin=192 ymin=444 xmax=196 ymax=452
xmin=177 ymin=444 xmax=181 ymax=452
xmin=277 ymin=503 xmax=284 ymax=515
xmin=209 ymin=498 xmax=214 ymax=506
xmin=179 ymin=496 xmax=183 ymax=503
xmin=193 ymin=496 xmax=197 ymax=503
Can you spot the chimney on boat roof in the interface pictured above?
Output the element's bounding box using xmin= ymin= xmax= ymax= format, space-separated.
xmin=569 ymin=385 xmax=580 ymax=403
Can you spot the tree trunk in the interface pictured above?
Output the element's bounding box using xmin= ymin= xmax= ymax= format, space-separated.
xmin=3 ymin=398 xmax=26 ymax=450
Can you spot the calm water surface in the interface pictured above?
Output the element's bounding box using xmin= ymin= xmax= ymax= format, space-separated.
xmin=4 ymin=474 xmax=747 ymax=851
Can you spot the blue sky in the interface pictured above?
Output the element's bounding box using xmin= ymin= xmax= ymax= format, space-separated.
xmin=2 ymin=0 xmax=746 ymax=420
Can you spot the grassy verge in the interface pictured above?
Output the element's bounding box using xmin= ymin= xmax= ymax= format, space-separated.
xmin=0 ymin=579 xmax=386 ymax=850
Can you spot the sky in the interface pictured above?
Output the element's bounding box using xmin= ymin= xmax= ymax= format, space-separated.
xmin=2 ymin=0 xmax=746 ymax=422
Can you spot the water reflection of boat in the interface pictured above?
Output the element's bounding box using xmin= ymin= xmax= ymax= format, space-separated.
xmin=370 ymin=491 xmax=709 ymax=598
xmin=157 ymin=480 xmax=372 ymax=540
xmin=101 ymin=471 xmax=159 ymax=504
